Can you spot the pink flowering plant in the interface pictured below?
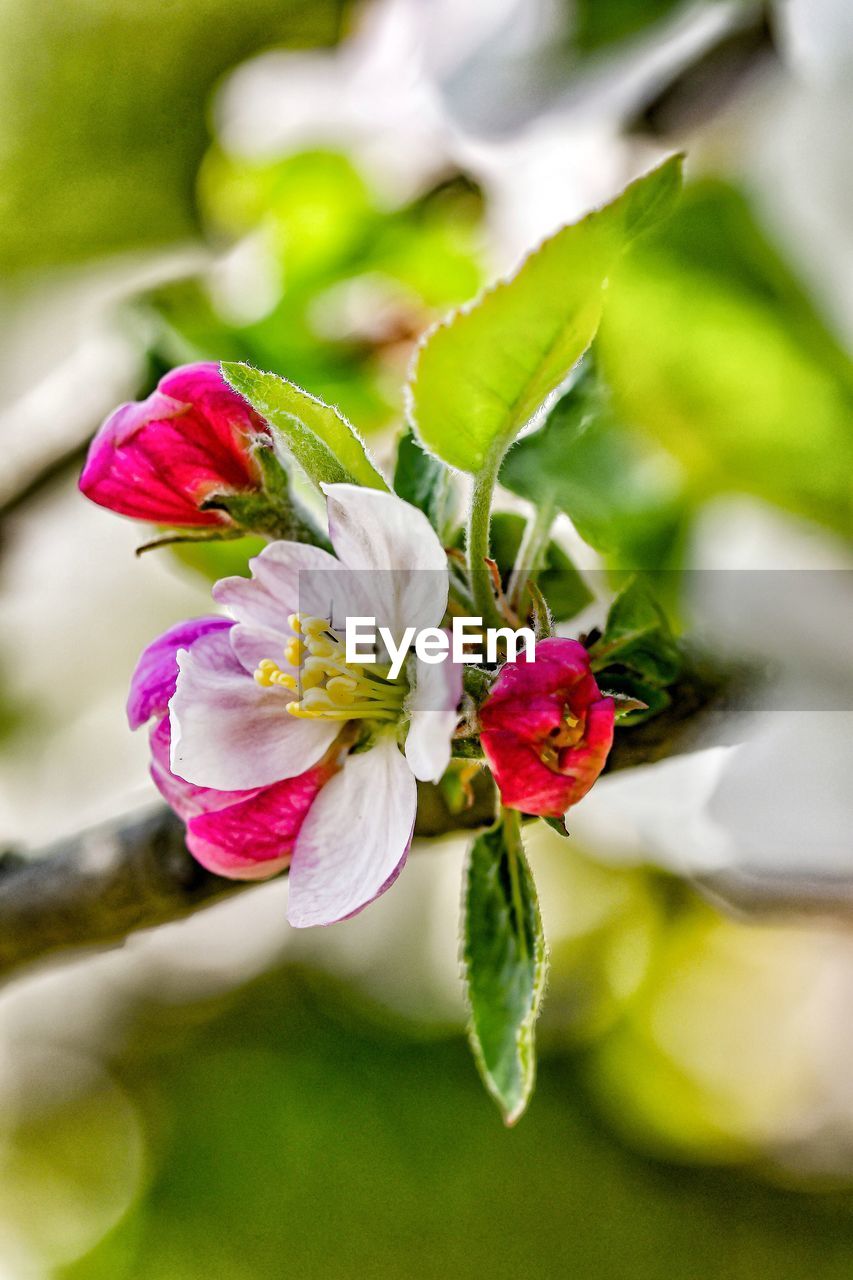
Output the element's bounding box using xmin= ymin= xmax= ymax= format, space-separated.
xmin=81 ymin=156 xmax=695 ymax=1124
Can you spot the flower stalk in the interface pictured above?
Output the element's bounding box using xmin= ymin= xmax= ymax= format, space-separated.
xmin=466 ymin=447 xmax=506 ymax=631
xmin=506 ymin=495 xmax=556 ymax=615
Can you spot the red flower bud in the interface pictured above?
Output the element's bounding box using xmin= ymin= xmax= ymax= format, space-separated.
xmin=80 ymin=362 xmax=268 ymax=526
xmin=479 ymin=637 xmax=614 ymax=818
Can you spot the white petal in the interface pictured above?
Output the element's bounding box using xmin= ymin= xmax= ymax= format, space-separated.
xmin=169 ymin=630 xmax=338 ymax=790
xmin=287 ymin=733 xmax=416 ymax=927
xmin=404 ymin=649 xmax=463 ymax=783
xmin=228 ymin=623 xmax=294 ymax=676
xmin=213 ymin=540 xmax=341 ymax=636
xmin=323 ymin=484 xmax=449 ymax=635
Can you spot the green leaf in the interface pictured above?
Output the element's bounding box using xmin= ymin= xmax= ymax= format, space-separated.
xmin=542 ymin=815 xmax=570 ymax=838
xmin=598 ymin=675 xmax=672 ymax=725
xmin=500 ymin=359 xmax=689 ymax=570
xmin=591 ymin=577 xmax=681 ymax=687
xmin=463 ymin=815 xmax=548 ymax=1125
xmin=408 ymin=155 xmax=683 ymax=474
xmin=393 ymin=428 xmax=455 ymax=535
xmin=221 ymin=363 xmax=388 ymax=492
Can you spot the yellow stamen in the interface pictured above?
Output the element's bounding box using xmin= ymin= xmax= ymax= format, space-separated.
xmin=284 ymin=637 xmax=304 ymax=666
xmin=254 ymin=659 xmax=297 ymax=690
xmin=300 ymin=661 xmax=327 ymax=690
xmin=254 ymin=611 xmax=407 ymax=723
xmin=325 ymin=676 xmax=357 ymax=706
xmin=302 ymin=616 xmax=331 ymax=639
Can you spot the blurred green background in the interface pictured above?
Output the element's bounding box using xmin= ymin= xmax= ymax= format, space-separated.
xmin=0 ymin=0 xmax=852 ymax=1275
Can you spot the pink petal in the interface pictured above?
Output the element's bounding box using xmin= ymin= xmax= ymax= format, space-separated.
xmin=169 ymin=629 xmax=338 ymax=790
xmin=79 ymin=362 xmax=264 ymax=527
xmin=482 ymin=637 xmax=592 ymax=715
xmin=479 ymin=636 xmax=615 ymax=817
xmin=568 ymin=698 xmax=617 ymax=801
xmin=127 ymin=616 xmax=231 ymax=729
xmin=480 ymin=697 xmax=615 ymax=818
xmin=160 ymin=363 xmax=261 ymax=444
xmin=287 ymin=733 xmax=416 ymax=927
xmin=186 ymin=756 xmax=334 ymax=881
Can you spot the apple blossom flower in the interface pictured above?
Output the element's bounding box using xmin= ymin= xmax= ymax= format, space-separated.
xmin=140 ymin=485 xmax=461 ymax=925
xmin=129 ymin=616 xmax=334 ymax=880
xmin=80 ymin=362 xmax=268 ymax=527
xmin=478 ymin=638 xmax=614 ymax=819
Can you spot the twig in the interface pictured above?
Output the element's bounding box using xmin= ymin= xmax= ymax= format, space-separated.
xmin=0 ymin=661 xmax=742 ymax=986
xmin=0 ymin=365 xmax=159 ymax=537
xmin=0 ymin=808 xmax=234 ymax=978
xmin=0 ymin=775 xmax=499 ymax=983
xmin=0 ymin=438 xmax=92 ymax=530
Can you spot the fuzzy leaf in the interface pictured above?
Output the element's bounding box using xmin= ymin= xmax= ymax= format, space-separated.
xmin=591 ymin=577 xmax=681 ymax=687
xmin=463 ymin=818 xmax=548 ymax=1125
xmin=221 ymin=363 xmax=388 ymax=491
xmin=599 ymin=675 xmax=671 ymax=725
xmin=408 ymin=156 xmax=682 ymax=474
xmin=393 ymin=428 xmax=454 ymax=534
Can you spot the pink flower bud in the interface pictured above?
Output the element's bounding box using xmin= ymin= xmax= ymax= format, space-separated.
xmin=479 ymin=637 xmax=614 ymax=818
xmin=80 ymin=362 xmax=268 ymax=526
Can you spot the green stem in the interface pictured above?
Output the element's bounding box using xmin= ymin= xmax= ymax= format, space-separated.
xmin=462 ymin=665 xmax=494 ymax=700
xmin=466 ymin=448 xmax=505 ymax=629
xmin=135 ymin=528 xmax=243 ymax=557
xmin=264 ymin=499 xmax=332 ymax=551
xmin=210 ymin=490 xmax=332 ymax=551
xmin=506 ymin=495 xmax=556 ymax=612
